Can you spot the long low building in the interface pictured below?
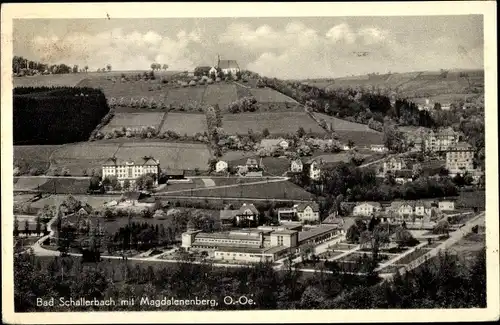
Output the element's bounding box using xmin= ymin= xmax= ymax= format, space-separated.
xmin=181 ymin=223 xmax=344 ymax=262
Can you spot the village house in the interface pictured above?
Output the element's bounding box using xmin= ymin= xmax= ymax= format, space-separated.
xmin=277 ymin=202 xmax=320 ymax=223
xmin=383 ymin=157 xmax=405 ymax=174
xmin=446 ymin=142 xmax=475 ymax=175
xmin=119 ymin=191 xmax=152 ymax=206
xmin=215 ymin=160 xmax=228 ymax=173
xmin=352 ymin=202 xmax=382 ymax=217
xmin=219 ymin=203 xmax=260 ymax=227
xmin=102 ymin=156 xmax=160 ymax=188
xmin=277 ymin=205 xmax=299 ymax=222
xmin=370 ymin=144 xmax=389 ymax=153
xmin=387 ymin=201 xmax=414 ymax=218
xmin=424 ymin=127 xmax=459 ymax=152
xmin=438 ymin=199 xmax=456 ymax=211
xmin=305 ymin=159 xmax=321 ymax=181
xmin=414 ymin=201 xmax=434 ymax=217
xmin=246 ymin=158 xmax=260 ymax=170
xmin=290 ymin=159 xmax=304 ymax=173
xmin=296 ymin=202 xmax=320 ymax=222
xmin=394 ymin=170 xmax=414 ymax=184
xmin=260 ymin=138 xmax=289 ymax=151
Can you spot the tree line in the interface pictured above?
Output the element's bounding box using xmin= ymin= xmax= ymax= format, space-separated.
xmin=14 ymin=247 xmax=485 ymax=311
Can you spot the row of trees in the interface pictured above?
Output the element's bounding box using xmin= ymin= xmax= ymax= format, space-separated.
xmin=261 ymin=77 xmax=435 ymax=129
xmin=14 ymin=247 xmax=486 ymax=311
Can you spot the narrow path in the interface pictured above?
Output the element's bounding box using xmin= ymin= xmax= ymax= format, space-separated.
xmin=375 ymin=242 xmax=427 ymax=272
xmin=154 ymin=195 xmax=311 ymax=202
xmin=157 ymin=111 xmax=169 ymax=132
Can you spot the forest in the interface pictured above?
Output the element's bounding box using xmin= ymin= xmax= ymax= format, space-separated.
xmin=13 ymin=87 xmax=110 ymax=145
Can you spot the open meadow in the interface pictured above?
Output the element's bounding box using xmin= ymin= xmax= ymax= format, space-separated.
xmin=13 ymin=74 xmax=87 ymax=87
xmin=50 ymin=142 xmax=121 ymax=175
xmin=222 ymin=112 xmax=325 ymax=136
xmin=202 ymin=83 xmax=239 ymax=109
xmin=160 ymin=113 xmax=207 ymax=135
xmin=14 ymin=145 xmax=62 ymax=174
xmin=102 ymin=112 xmax=166 ymax=132
xmin=114 ymin=142 xmax=212 ymax=171
xmin=161 ymin=180 xmax=314 ymax=200
xmin=249 ymin=88 xmax=297 ymax=103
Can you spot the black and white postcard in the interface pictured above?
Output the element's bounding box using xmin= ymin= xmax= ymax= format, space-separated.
xmin=2 ymin=2 xmax=498 ymax=324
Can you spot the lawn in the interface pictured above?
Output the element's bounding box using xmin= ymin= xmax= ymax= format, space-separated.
xmin=261 ymin=157 xmax=291 ymax=176
xmin=115 ymin=142 xmax=212 ymax=171
xmin=249 ymin=88 xmax=297 ymax=103
xmin=158 ymin=179 xmax=207 ymax=192
xmin=161 ymin=180 xmax=314 ymax=200
xmin=160 ymin=113 xmax=208 ymax=135
xmin=222 ymin=112 xmax=325 ymax=136
xmin=14 ymin=145 xmax=62 ymax=174
xmin=202 ymin=83 xmax=239 ymax=109
xmin=103 ymin=112 xmax=166 ymax=131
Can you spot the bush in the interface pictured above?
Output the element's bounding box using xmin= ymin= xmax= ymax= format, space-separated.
xmin=189 ymin=80 xmax=196 ymax=87
xmin=216 ymin=77 xmax=222 ymax=82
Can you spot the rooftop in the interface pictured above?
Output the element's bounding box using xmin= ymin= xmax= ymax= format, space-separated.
xmin=296 ymin=202 xmax=319 ymax=212
xmin=218 ymin=60 xmax=240 ymax=70
xmin=103 ymin=156 xmax=159 ymax=167
xmin=298 ymin=224 xmax=340 ymax=243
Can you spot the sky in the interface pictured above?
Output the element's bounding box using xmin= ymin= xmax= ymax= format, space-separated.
xmin=13 ymin=16 xmax=483 ymax=79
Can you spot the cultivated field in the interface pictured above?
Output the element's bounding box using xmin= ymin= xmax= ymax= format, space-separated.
xmin=14 ymin=145 xmax=62 ymax=173
xmin=160 ymin=113 xmax=207 ymax=135
xmin=164 ymin=87 xmax=206 ymax=109
xmin=103 ymin=112 xmax=166 ymax=132
xmin=249 ymin=88 xmax=297 ymax=103
xmin=202 ymin=84 xmax=239 ymax=109
xmin=162 ymin=181 xmax=314 ymax=200
xmin=222 ymin=112 xmax=325 ymax=136
xmin=114 ymin=142 xmax=212 ymax=171
xmin=38 ymin=178 xmax=91 ymax=195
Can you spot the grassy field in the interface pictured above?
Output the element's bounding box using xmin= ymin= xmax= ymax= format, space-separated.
xmin=103 ymin=112 xmax=166 ymax=131
xmin=160 ymin=113 xmax=207 ymax=135
xmin=164 ymin=87 xmax=206 ymax=109
xmin=222 ymin=112 xmax=325 ymax=136
xmin=50 ymin=143 xmax=121 ymax=175
xmin=14 ymin=74 xmax=87 ymax=87
xmin=14 ymin=145 xmax=63 ymax=174
xmin=115 ymin=142 xmax=212 ymax=171
xmin=311 ymin=70 xmax=484 ymax=98
xmin=37 ymin=178 xmax=91 ymax=195
xmin=29 ymin=195 xmax=118 ymax=210
xmin=202 ymin=83 xmax=239 ymax=109
xmin=161 ymin=181 xmax=314 ymax=200
xmin=449 ymin=232 xmax=485 ymax=261
xmin=249 ymin=88 xmax=297 ymax=103
xmin=315 ymin=113 xmax=378 ymax=132
xmin=221 ymin=151 xmax=256 ymax=162
xmin=13 ymin=177 xmax=50 ymax=191
xmin=78 ymin=77 xmax=167 ymax=102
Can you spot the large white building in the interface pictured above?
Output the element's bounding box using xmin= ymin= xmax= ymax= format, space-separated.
xmin=353 ymin=202 xmax=382 ymax=217
xmin=102 ymin=156 xmax=160 ymax=188
xmin=446 ymin=142 xmax=475 ymax=175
